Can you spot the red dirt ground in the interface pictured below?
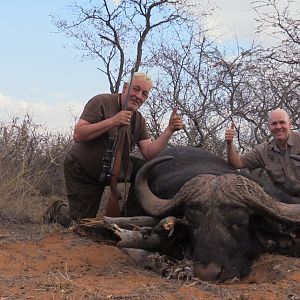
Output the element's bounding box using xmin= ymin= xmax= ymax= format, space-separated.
xmin=0 ymin=221 xmax=300 ymax=300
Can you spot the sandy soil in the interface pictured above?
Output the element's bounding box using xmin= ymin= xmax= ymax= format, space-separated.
xmin=0 ymin=217 xmax=300 ymax=300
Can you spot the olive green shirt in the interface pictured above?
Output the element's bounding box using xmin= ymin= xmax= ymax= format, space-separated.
xmin=69 ymin=93 xmax=150 ymax=180
xmin=241 ymin=131 xmax=300 ymax=197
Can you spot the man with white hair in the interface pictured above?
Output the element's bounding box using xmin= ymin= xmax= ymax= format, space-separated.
xmin=44 ymin=72 xmax=184 ymax=226
xmin=225 ymin=108 xmax=300 ymax=201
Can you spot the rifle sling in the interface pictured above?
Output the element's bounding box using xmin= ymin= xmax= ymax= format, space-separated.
xmin=105 ymin=112 xmax=136 ymax=181
xmin=109 ymin=123 xmax=131 ymax=201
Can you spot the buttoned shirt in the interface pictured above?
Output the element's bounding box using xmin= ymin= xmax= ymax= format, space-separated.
xmin=69 ymin=93 xmax=150 ymax=180
xmin=241 ymin=131 xmax=300 ymax=196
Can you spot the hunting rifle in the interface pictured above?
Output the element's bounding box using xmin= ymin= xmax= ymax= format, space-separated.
xmin=104 ymin=69 xmax=135 ymax=217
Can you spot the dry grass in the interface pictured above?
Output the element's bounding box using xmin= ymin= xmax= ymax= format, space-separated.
xmin=0 ymin=114 xmax=127 ymax=226
xmin=0 ymin=114 xmax=72 ymax=223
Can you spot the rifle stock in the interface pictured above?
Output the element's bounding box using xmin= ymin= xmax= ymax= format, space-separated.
xmin=105 ymin=68 xmax=135 ymax=217
xmin=105 ymin=126 xmax=128 ymax=217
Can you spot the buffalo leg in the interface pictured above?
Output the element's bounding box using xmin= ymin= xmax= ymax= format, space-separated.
xmin=103 ymin=216 xmax=159 ymax=229
xmin=73 ymin=217 xmax=162 ymax=250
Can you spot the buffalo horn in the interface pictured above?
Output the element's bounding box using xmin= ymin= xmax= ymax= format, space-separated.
xmin=220 ymin=174 xmax=300 ymax=224
xmin=135 ymin=156 xmax=179 ymax=217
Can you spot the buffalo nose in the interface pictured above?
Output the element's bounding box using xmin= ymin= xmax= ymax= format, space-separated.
xmin=193 ymin=262 xmax=222 ymax=281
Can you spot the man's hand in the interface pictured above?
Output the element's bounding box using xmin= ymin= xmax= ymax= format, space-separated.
xmin=225 ymin=122 xmax=235 ymax=144
xmin=112 ymin=110 xmax=132 ymax=126
xmin=168 ymin=108 xmax=184 ymax=132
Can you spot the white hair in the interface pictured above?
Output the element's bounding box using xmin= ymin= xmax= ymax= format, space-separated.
xmin=126 ymin=72 xmax=153 ymax=87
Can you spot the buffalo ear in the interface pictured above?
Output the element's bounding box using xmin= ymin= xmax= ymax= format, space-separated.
xmin=252 ymin=216 xmax=300 ymax=255
xmin=255 ymin=229 xmax=294 ymax=252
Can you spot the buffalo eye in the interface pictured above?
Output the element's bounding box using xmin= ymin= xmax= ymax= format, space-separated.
xmin=224 ymin=207 xmax=249 ymax=232
xmin=232 ymin=222 xmax=248 ymax=232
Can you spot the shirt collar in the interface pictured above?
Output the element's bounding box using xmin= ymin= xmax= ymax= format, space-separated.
xmin=268 ymin=132 xmax=294 ymax=152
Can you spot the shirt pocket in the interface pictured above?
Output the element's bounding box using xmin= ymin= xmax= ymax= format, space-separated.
xmin=293 ymin=160 xmax=300 ymax=180
xmin=264 ymin=163 xmax=285 ymax=184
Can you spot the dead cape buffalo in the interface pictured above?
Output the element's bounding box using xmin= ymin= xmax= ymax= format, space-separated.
xmin=128 ymin=145 xmax=300 ymax=282
xmin=74 ymin=146 xmax=300 ymax=281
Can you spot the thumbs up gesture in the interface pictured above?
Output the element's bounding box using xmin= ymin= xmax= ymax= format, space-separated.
xmin=168 ymin=108 xmax=184 ymax=132
xmin=225 ymin=122 xmax=236 ymax=144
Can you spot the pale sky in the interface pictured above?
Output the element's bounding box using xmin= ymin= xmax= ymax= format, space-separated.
xmin=206 ymin=0 xmax=257 ymax=47
xmin=0 ymin=0 xmax=297 ymax=133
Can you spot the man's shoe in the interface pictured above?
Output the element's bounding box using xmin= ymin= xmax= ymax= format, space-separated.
xmin=42 ymin=199 xmax=67 ymax=224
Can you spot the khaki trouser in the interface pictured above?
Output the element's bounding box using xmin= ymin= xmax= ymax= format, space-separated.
xmin=64 ymin=154 xmax=106 ymax=220
xmin=57 ymin=154 xmax=148 ymax=227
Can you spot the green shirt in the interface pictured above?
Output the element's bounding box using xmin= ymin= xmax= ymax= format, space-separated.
xmin=241 ymin=131 xmax=300 ymax=197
